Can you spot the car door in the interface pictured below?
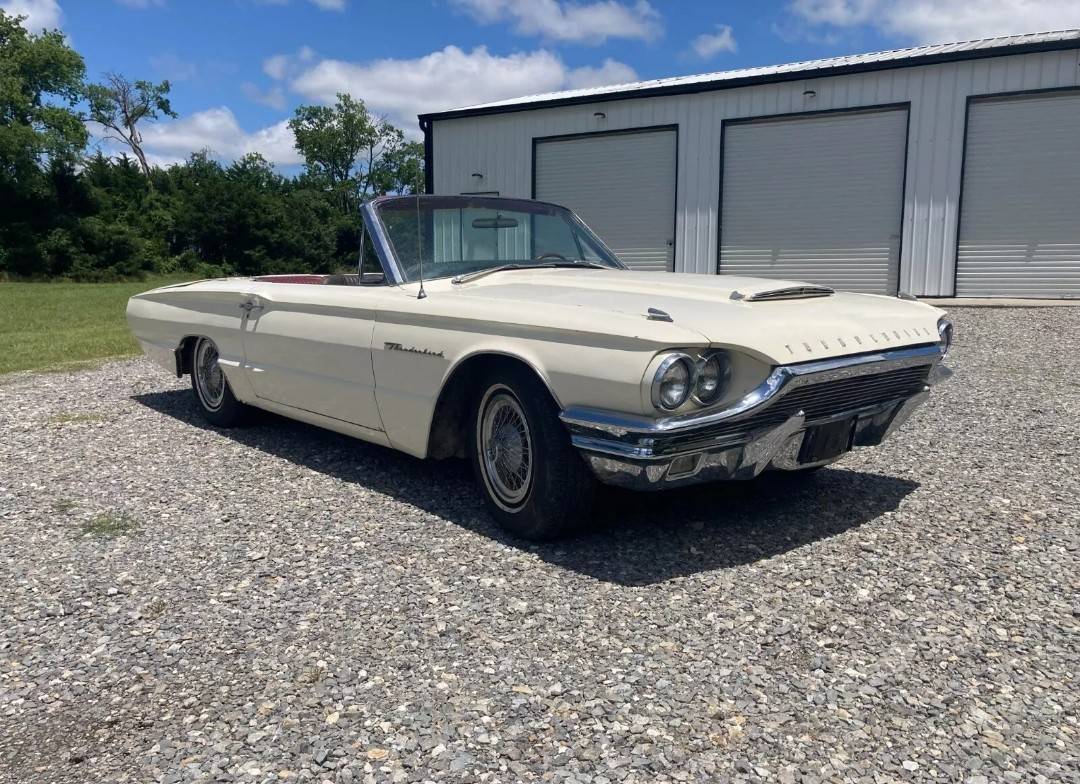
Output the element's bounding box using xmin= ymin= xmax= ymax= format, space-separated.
xmin=238 ymin=282 xmax=384 ymax=432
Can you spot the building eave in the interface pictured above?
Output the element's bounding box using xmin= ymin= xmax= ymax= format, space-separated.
xmin=419 ymin=35 xmax=1080 ymax=124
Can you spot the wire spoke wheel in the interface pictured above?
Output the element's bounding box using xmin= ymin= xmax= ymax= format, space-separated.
xmin=479 ymin=388 xmax=534 ymax=509
xmin=194 ymin=339 xmax=225 ymax=411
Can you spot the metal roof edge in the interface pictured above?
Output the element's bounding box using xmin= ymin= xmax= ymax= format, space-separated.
xmin=419 ymin=36 xmax=1080 ymax=124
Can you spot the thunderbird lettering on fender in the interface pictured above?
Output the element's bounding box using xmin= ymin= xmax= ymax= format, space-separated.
xmin=384 ymin=341 xmax=445 ymax=358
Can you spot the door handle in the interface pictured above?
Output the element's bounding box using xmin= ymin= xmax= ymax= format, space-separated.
xmin=239 ymin=301 xmax=264 ymax=313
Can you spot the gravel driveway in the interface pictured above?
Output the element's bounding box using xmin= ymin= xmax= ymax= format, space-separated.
xmin=1 ymin=307 xmax=1077 ymax=784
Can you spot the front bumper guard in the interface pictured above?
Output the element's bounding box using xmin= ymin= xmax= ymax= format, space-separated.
xmin=561 ymin=345 xmax=948 ymax=491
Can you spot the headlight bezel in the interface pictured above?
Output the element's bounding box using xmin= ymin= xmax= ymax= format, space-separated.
xmin=691 ymin=350 xmax=731 ymax=406
xmin=651 ymin=353 xmax=694 ymax=411
xmin=650 ymin=349 xmax=734 ymax=412
xmin=937 ymin=317 xmax=954 ymax=357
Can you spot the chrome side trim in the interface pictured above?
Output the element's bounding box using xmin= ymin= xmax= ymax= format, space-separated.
xmin=560 ymin=343 xmax=943 ymax=437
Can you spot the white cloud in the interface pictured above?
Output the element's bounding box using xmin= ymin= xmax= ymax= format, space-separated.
xmin=114 ymin=0 xmax=164 ymax=8
xmin=263 ymin=54 xmax=292 ymax=81
xmin=566 ymin=58 xmax=638 ymax=89
xmin=0 ymin=0 xmax=62 ymax=30
xmin=452 ymin=0 xmax=661 ymax=43
xmin=263 ymin=46 xmax=316 ymax=80
xmin=789 ymin=0 xmax=1080 ymax=44
xmin=242 ymin=81 xmax=288 ymax=110
xmin=691 ymin=24 xmax=737 ymax=58
xmin=287 ymin=45 xmax=638 ymax=133
xmin=93 ymin=108 xmax=303 ymax=168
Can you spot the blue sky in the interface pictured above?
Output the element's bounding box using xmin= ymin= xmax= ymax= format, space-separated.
xmin=5 ymin=0 xmax=1078 ymax=167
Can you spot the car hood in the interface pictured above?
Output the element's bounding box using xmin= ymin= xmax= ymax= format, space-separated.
xmin=450 ymin=268 xmax=944 ymax=363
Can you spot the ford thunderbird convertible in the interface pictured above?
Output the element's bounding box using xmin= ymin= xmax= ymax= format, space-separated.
xmin=128 ymin=195 xmax=952 ymax=540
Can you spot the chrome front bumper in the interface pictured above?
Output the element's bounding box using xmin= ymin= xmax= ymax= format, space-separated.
xmin=561 ymin=344 xmax=950 ymax=491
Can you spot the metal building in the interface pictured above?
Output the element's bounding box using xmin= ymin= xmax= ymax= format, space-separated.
xmin=419 ymin=30 xmax=1080 ymax=298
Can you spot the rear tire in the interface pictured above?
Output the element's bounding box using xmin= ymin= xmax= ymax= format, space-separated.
xmin=468 ymin=365 xmax=596 ymax=540
xmin=190 ymin=337 xmax=251 ymax=427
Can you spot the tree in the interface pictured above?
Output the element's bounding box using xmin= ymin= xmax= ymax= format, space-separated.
xmin=0 ymin=11 xmax=86 ymax=180
xmin=372 ymin=135 xmax=424 ymax=196
xmin=86 ymin=73 xmax=176 ymax=180
xmin=0 ymin=15 xmax=424 ymax=281
xmin=0 ymin=10 xmax=88 ymax=276
xmin=289 ymin=93 xmax=423 ymax=208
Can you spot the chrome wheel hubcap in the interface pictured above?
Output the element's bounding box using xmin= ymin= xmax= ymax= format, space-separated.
xmin=195 ymin=339 xmax=225 ymax=410
xmin=480 ymin=390 xmax=533 ymax=507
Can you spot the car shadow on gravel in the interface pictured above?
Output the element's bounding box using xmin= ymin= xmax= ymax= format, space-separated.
xmin=135 ymin=390 xmax=919 ymax=586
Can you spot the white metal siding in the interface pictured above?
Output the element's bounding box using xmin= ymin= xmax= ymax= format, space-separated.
xmin=533 ymin=130 xmax=677 ymax=271
xmin=431 ymin=48 xmax=1080 ymax=296
xmin=956 ymin=91 xmax=1080 ymax=297
xmin=720 ymin=109 xmax=907 ymax=293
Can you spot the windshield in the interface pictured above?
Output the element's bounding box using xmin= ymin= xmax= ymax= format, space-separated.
xmin=373 ymin=196 xmax=624 ymax=283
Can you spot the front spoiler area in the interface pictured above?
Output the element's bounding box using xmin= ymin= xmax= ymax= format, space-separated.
xmin=563 ymin=344 xmax=950 ymax=491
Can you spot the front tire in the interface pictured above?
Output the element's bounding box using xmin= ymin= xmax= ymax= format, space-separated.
xmin=468 ymin=366 xmax=596 ymax=540
xmin=191 ymin=337 xmax=250 ymax=427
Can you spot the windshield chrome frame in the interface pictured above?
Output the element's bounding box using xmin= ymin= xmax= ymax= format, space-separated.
xmin=360 ymin=200 xmax=406 ymax=286
xmin=364 ymin=194 xmax=628 ymax=285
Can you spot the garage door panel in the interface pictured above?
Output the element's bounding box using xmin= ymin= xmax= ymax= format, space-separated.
xmin=720 ymin=109 xmax=908 ymax=294
xmin=957 ymin=92 xmax=1080 ymax=297
xmin=534 ymin=130 xmax=677 ymax=272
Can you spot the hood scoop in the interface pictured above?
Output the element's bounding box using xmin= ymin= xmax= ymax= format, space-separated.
xmin=731 ymin=285 xmax=835 ymax=302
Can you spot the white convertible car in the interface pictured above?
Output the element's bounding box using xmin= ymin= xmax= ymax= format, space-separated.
xmin=128 ymin=195 xmax=952 ymax=539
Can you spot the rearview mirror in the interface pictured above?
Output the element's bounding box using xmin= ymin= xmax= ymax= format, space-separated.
xmin=472 ymin=216 xmax=519 ymax=229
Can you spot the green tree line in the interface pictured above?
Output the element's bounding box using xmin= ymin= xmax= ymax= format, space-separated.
xmin=0 ymin=11 xmax=423 ymax=281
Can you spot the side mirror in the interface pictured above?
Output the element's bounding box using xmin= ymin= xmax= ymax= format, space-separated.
xmin=360 ymin=272 xmax=385 ymax=285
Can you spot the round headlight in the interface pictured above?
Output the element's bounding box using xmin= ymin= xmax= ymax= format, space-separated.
xmin=693 ymin=352 xmax=729 ymax=405
xmin=937 ymin=317 xmax=954 ymax=357
xmin=652 ymin=355 xmax=692 ymax=411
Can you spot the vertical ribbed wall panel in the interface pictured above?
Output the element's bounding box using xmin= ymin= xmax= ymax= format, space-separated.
xmin=432 ymin=49 xmax=1080 ymax=296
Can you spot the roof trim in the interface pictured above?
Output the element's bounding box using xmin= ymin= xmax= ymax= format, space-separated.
xmin=419 ymin=36 xmax=1080 ymax=123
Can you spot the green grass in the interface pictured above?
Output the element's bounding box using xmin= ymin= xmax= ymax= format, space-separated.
xmin=47 ymin=412 xmax=110 ymax=425
xmin=80 ymin=510 xmax=139 ymax=538
xmin=0 ymin=275 xmax=194 ymax=375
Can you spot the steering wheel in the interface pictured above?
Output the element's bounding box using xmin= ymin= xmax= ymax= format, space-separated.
xmin=535 ymin=252 xmax=568 ymax=262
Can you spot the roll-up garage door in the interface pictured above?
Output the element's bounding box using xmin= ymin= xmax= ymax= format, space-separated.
xmin=534 ymin=129 xmax=677 ymax=272
xmin=956 ymin=91 xmax=1080 ymax=298
xmin=720 ymin=108 xmax=908 ymax=294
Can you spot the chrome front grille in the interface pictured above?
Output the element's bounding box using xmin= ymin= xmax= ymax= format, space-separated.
xmin=654 ymin=363 xmax=932 ymax=455
xmin=753 ymin=363 xmax=931 ymax=423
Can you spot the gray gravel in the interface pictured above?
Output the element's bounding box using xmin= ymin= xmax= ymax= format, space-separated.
xmin=1 ymin=307 xmax=1077 ymax=784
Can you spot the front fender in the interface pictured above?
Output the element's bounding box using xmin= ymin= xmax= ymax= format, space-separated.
xmin=371 ymin=323 xmax=660 ymax=458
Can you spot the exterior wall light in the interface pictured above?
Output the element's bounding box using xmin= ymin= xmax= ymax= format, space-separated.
xmin=594 ymin=111 xmax=607 ymax=119
xmin=803 ymin=89 xmax=817 ymax=98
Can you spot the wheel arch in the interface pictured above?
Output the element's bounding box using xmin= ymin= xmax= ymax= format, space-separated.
xmin=174 ymin=335 xmax=200 ymax=377
xmin=426 ymin=350 xmax=563 ymax=460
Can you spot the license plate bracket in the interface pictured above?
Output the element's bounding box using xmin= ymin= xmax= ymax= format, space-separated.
xmin=799 ymin=418 xmax=856 ymax=464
